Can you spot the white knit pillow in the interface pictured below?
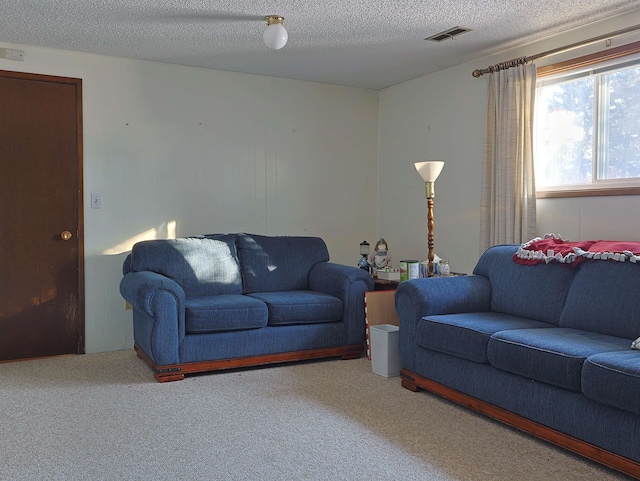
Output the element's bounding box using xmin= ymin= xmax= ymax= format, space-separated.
xmin=632 ymin=337 xmax=640 ymax=350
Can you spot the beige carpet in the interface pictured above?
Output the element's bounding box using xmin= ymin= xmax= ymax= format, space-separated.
xmin=0 ymin=350 xmax=632 ymax=481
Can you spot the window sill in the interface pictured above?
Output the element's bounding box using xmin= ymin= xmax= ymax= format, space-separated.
xmin=536 ymin=187 xmax=640 ymax=199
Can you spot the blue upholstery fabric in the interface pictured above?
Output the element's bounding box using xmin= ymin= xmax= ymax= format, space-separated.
xmin=413 ymin=347 xmax=640 ymax=463
xmin=185 ymin=295 xmax=268 ymax=333
xmin=473 ymin=244 xmax=577 ymax=324
xmin=417 ymin=312 xmax=554 ymax=364
xmin=560 ymin=260 xmax=640 ymax=339
xmin=583 ymin=351 xmax=640 ymax=416
xmin=120 ymin=271 xmax=186 ymax=365
xmin=120 ymin=270 xmax=185 ymax=318
xmin=131 ymin=296 xmax=181 ymax=366
xmin=121 ymin=270 xmax=185 ymax=366
xmin=247 ymin=291 xmax=342 ymax=325
xmin=395 ymin=275 xmax=492 ymax=372
xmin=309 ymin=262 xmax=373 ymax=345
xmin=129 ymin=235 xmax=242 ymax=296
xmin=180 ymin=323 xmax=348 ymax=362
xmin=122 ymin=253 xmax=132 ymax=275
xmin=488 ymin=328 xmax=630 ymax=391
xmin=236 ymin=233 xmax=330 ymax=293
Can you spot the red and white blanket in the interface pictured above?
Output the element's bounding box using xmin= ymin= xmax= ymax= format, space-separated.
xmin=513 ymin=234 xmax=640 ymax=266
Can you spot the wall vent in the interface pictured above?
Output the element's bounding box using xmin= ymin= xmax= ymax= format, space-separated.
xmin=425 ymin=26 xmax=471 ymax=42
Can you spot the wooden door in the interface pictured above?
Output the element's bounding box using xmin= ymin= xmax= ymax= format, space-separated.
xmin=0 ymin=70 xmax=84 ymax=361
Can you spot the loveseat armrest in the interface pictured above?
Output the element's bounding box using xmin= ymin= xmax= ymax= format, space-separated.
xmin=309 ymin=262 xmax=375 ymax=345
xmin=309 ymin=262 xmax=375 ymax=299
xmin=120 ymin=271 xmax=186 ymax=316
xmin=120 ymin=271 xmax=186 ymax=365
xmin=395 ymin=275 xmax=491 ymax=371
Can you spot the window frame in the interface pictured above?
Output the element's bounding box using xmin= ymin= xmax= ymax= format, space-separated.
xmin=536 ymin=40 xmax=640 ymax=199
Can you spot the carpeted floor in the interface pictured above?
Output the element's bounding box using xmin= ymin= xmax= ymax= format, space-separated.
xmin=0 ymin=350 xmax=632 ymax=480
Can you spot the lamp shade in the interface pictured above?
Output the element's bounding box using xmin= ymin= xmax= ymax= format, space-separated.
xmin=414 ymin=161 xmax=444 ymax=182
xmin=263 ymin=16 xmax=288 ymax=50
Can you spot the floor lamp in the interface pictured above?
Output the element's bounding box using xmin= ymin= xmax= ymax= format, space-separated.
xmin=414 ymin=161 xmax=444 ymax=277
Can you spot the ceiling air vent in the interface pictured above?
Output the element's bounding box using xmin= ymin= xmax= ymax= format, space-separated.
xmin=425 ymin=26 xmax=471 ymax=42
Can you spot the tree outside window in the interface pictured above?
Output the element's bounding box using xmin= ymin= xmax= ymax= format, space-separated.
xmin=535 ymin=61 xmax=640 ymax=192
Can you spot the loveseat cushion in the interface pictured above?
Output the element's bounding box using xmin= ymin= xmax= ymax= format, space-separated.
xmin=416 ymin=312 xmax=554 ymax=364
xmin=236 ymin=233 xmax=330 ymax=293
xmin=473 ymin=245 xmax=577 ymax=324
xmin=559 ymin=260 xmax=640 ymax=339
xmin=247 ymin=291 xmax=343 ymax=325
xmin=130 ymin=235 xmax=242 ymax=297
xmin=488 ymin=328 xmax=630 ymax=391
xmin=185 ymin=294 xmax=268 ymax=333
xmin=582 ymin=351 xmax=640 ymax=416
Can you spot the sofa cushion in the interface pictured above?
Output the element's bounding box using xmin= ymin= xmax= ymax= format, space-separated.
xmin=236 ymin=233 xmax=330 ymax=293
xmin=130 ymin=235 xmax=242 ymax=297
xmin=559 ymin=260 xmax=640 ymax=339
xmin=473 ymin=244 xmax=577 ymax=324
xmin=247 ymin=291 xmax=342 ymax=326
xmin=185 ymin=295 xmax=268 ymax=333
xmin=488 ymin=328 xmax=630 ymax=391
xmin=582 ymin=350 xmax=640 ymax=416
xmin=416 ymin=312 xmax=554 ymax=364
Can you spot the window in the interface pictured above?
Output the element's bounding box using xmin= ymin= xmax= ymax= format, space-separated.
xmin=534 ymin=42 xmax=640 ymax=197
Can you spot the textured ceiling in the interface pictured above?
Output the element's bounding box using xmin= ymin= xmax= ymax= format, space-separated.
xmin=1 ymin=0 xmax=639 ymax=89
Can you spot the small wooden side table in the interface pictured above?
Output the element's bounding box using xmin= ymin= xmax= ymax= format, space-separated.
xmin=373 ymin=278 xmax=400 ymax=291
xmin=365 ymin=278 xmax=400 ymax=359
xmin=365 ymin=274 xmax=466 ymax=358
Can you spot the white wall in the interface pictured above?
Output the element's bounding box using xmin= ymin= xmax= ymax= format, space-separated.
xmin=0 ymin=44 xmax=379 ymax=353
xmin=378 ymin=10 xmax=640 ymax=276
xmin=378 ymin=64 xmax=487 ymax=274
xmin=6 ymin=9 xmax=640 ymax=354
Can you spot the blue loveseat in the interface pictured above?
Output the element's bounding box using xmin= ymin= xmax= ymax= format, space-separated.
xmin=120 ymin=233 xmax=373 ymax=382
xmin=395 ymin=243 xmax=640 ymax=478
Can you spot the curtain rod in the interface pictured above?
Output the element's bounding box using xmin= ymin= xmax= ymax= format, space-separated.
xmin=471 ymin=23 xmax=640 ymax=78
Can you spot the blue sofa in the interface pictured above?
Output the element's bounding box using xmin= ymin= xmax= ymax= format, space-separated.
xmin=395 ymin=243 xmax=640 ymax=478
xmin=120 ymin=233 xmax=374 ymax=382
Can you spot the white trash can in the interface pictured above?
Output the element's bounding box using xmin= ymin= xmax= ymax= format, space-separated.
xmin=370 ymin=324 xmax=400 ymax=377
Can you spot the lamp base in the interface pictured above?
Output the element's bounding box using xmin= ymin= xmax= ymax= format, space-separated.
xmin=358 ymin=255 xmax=370 ymax=272
xmin=427 ymin=196 xmax=435 ymax=277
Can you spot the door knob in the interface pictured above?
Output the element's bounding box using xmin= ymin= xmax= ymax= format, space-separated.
xmin=61 ymin=231 xmax=73 ymax=241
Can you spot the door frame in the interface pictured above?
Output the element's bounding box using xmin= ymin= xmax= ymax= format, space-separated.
xmin=1 ymin=69 xmax=85 ymax=355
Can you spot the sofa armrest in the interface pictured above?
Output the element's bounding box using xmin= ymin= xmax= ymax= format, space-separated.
xmin=309 ymin=262 xmax=375 ymax=345
xmin=120 ymin=271 xmax=186 ymax=365
xmin=395 ymin=275 xmax=491 ymax=371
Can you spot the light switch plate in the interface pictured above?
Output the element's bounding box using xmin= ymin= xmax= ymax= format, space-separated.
xmin=91 ymin=193 xmax=102 ymax=209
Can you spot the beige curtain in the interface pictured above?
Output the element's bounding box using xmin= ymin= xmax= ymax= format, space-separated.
xmin=480 ymin=63 xmax=537 ymax=254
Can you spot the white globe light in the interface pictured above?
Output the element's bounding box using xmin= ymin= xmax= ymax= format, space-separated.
xmin=263 ymin=23 xmax=288 ymax=50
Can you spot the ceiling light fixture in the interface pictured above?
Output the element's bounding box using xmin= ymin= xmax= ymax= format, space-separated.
xmin=263 ymin=15 xmax=288 ymax=50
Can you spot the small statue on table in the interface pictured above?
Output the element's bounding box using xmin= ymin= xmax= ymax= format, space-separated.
xmin=369 ymin=238 xmax=392 ymax=270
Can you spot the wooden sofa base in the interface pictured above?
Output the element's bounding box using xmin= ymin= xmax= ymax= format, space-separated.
xmin=400 ymin=369 xmax=640 ymax=480
xmin=135 ymin=343 xmax=363 ymax=383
